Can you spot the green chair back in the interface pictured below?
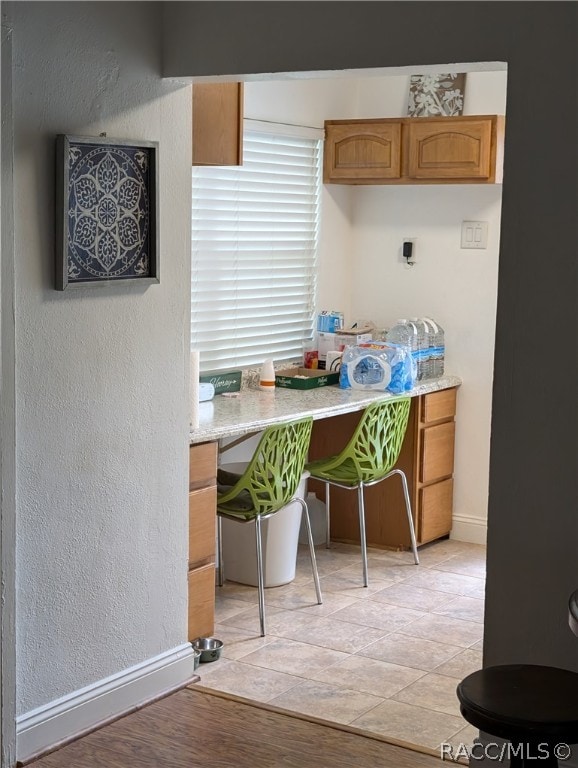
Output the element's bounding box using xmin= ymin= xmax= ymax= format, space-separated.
xmin=307 ymin=398 xmax=410 ymax=485
xmin=217 ymin=416 xmax=313 ymax=519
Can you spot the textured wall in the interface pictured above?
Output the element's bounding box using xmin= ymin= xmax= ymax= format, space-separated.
xmin=8 ymin=0 xmax=577 ymax=724
xmin=12 ymin=1 xmax=191 ymax=713
xmin=164 ymin=0 xmax=578 ymax=671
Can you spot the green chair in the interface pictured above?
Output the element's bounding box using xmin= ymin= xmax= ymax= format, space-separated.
xmin=306 ymin=397 xmax=419 ymax=587
xmin=216 ymin=416 xmax=322 ymax=636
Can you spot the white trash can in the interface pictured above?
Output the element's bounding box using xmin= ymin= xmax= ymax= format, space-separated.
xmin=298 ymin=492 xmax=327 ymax=546
xmin=219 ymin=463 xmax=309 ymax=588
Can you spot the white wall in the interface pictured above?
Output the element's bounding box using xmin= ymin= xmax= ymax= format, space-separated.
xmin=349 ymin=71 xmax=507 ymax=540
xmin=12 ymin=2 xmax=191 ymax=716
xmin=351 ymin=185 xmax=502 ymax=540
xmin=354 ymin=71 xmax=507 ymax=117
xmin=246 ymin=71 xmax=507 ymax=540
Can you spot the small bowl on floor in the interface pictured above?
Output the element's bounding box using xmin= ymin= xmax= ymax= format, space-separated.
xmin=193 ymin=648 xmax=202 ymax=670
xmin=192 ymin=637 xmax=224 ymax=663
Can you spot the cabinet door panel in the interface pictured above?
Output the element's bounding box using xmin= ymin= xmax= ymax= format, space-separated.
xmin=189 ymin=486 xmax=216 ymax=567
xmin=419 ymin=479 xmax=453 ymax=543
xmin=189 ymin=441 xmax=217 ymax=490
xmin=421 ymin=422 xmax=455 ymax=483
xmin=325 ymin=123 xmax=401 ymax=182
xmin=407 ymin=119 xmax=492 ymax=179
xmin=192 ymin=83 xmax=243 ymax=166
xmin=188 ymin=563 xmax=215 ymax=641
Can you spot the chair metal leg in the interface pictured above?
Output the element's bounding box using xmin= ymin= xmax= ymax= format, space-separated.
xmin=394 ymin=469 xmax=419 ymax=565
xmin=357 ymin=483 xmax=369 ymax=587
xmin=325 ymin=482 xmax=331 ymax=549
xmin=217 ymin=515 xmax=224 ymax=587
xmin=254 ymin=516 xmax=266 ymax=636
xmin=298 ymin=498 xmax=322 ymax=606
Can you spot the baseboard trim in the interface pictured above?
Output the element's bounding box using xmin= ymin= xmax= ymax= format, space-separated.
xmin=450 ymin=514 xmax=487 ymax=545
xmin=16 ymin=643 xmax=195 ymax=763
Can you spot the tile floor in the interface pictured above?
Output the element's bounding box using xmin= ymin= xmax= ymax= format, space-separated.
xmin=194 ymin=537 xmax=486 ymax=756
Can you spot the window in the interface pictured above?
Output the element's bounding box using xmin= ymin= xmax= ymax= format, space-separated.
xmin=191 ymin=122 xmax=322 ymax=371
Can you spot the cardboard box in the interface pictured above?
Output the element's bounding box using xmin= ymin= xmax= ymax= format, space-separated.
xmin=335 ymin=330 xmax=373 ymax=346
xmin=275 ymin=367 xmax=340 ymax=390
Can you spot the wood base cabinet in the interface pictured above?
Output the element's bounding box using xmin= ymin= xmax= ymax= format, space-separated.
xmin=308 ymin=388 xmax=457 ymax=549
xmin=188 ymin=440 xmax=218 ymax=640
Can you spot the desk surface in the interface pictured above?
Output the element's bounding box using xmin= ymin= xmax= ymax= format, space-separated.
xmin=190 ymin=375 xmax=461 ymax=444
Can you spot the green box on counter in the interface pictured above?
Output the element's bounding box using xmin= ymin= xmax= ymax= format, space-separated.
xmin=199 ymin=369 xmax=242 ymax=394
xmin=275 ymin=367 xmax=339 ymax=390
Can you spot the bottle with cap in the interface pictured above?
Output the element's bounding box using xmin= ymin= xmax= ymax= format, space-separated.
xmin=259 ymin=359 xmax=276 ymax=391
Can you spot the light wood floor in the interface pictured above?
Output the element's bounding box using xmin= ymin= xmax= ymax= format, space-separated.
xmin=30 ymin=688 xmax=444 ymax=768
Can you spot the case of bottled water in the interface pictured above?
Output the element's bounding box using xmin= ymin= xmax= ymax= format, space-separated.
xmin=423 ymin=317 xmax=445 ymax=378
xmin=387 ymin=317 xmax=445 ymax=381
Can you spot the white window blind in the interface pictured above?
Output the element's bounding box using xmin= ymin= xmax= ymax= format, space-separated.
xmin=191 ymin=127 xmax=321 ymax=372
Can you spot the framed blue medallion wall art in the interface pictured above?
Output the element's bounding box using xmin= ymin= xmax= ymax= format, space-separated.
xmin=55 ymin=135 xmax=159 ymax=290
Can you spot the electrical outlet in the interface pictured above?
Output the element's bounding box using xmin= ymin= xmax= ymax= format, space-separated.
xmin=401 ymin=237 xmax=417 ymax=264
xmin=461 ymin=221 xmax=488 ymax=249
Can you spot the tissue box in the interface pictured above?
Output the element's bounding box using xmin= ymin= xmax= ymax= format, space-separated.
xmin=199 ymin=369 xmax=242 ymax=394
xmin=275 ymin=368 xmax=340 ymax=390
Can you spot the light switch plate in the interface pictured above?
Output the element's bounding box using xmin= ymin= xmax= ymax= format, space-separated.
xmin=461 ymin=221 xmax=488 ymax=249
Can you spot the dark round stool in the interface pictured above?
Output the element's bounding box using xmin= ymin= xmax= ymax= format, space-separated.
xmin=457 ymin=665 xmax=578 ymax=767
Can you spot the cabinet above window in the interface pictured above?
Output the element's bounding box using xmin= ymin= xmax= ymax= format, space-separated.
xmin=324 ymin=115 xmax=504 ymax=185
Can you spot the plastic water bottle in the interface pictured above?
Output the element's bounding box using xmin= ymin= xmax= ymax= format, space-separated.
xmin=410 ymin=318 xmax=431 ymax=380
xmin=421 ymin=317 xmax=437 ymax=379
xmin=425 ymin=318 xmax=445 ymax=378
xmin=386 ymin=319 xmax=418 ymax=383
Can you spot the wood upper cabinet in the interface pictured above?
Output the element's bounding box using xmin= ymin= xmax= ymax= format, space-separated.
xmin=192 ymin=83 xmax=243 ymax=166
xmin=324 ymin=121 xmax=402 ymax=183
xmin=324 ymin=115 xmax=504 ymax=185
xmin=406 ymin=116 xmax=499 ymax=181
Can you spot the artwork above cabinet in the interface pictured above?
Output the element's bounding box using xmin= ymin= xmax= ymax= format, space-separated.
xmin=324 ymin=115 xmax=504 ymax=185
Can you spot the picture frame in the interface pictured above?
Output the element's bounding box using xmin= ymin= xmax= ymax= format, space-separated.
xmin=55 ymin=134 xmax=159 ymax=290
xmin=407 ymin=73 xmax=466 ymax=117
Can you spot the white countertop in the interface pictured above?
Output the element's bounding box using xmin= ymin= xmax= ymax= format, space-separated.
xmin=190 ymin=375 xmax=462 ymax=444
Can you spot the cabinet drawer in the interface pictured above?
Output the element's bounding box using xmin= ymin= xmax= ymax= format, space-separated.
xmin=419 ymin=479 xmax=453 ymax=543
xmin=189 ymin=441 xmax=217 ymax=490
xmin=420 ymin=422 xmax=455 ymax=483
xmin=188 ymin=563 xmax=215 ymax=641
xmin=189 ymin=486 xmax=216 ymax=567
xmin=422 ymin=388 xmax=456 ymax=424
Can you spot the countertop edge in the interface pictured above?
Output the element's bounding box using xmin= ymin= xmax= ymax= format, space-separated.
xmin=190 ymin=375 xmax=462 ymax=445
